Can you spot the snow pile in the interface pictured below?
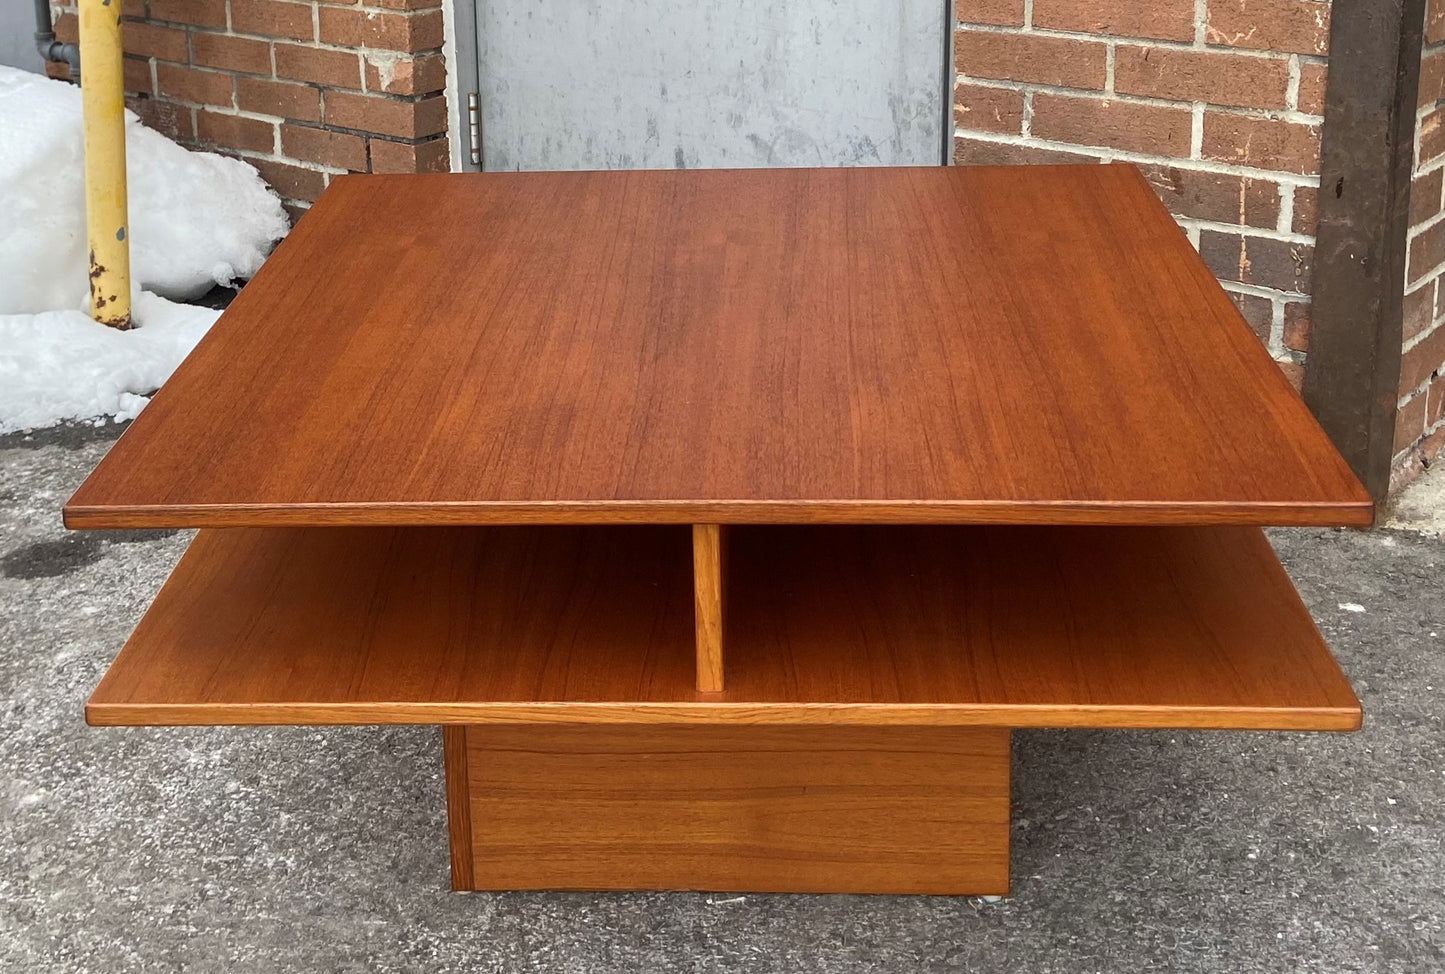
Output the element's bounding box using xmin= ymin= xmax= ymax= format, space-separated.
xmin=0 ymin=65 xmax=289 ymax=432
xmin=0 ymin=65 xmax=288 ymax=313
xmin=0 ymin=292 xmax=219 ymax=434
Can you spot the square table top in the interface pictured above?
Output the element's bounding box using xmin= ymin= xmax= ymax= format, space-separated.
xmin=65 ymin=164 xmax=1371 ymax=528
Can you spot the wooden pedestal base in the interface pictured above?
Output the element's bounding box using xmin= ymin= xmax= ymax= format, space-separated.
xmin=444 ymin=724 xmax=1011 ymax=895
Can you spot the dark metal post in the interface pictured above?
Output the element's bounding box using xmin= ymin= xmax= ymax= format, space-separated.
xmin=1303 ymin=0 xmax=1427 ymax=501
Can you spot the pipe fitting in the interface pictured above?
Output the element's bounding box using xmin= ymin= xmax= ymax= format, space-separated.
xmin=34 ymin=1 xmax=82 ymax=83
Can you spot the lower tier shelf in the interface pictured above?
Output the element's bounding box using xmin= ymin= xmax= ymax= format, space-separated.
xmin=86 ymin=524 xmax=1360 ymax=730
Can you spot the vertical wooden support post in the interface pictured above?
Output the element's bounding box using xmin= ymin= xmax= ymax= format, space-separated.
xmin=441 ymin=726 xmax=475 ymax=891
xmin=692 ymin=524 xmax=725 ymax=692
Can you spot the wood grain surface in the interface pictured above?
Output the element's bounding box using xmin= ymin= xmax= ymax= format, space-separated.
xmin=86 ymin=524 xmax=1361 ymax=730
xmin=692 ymin=524 xmax=725 ymax=692
xmin=449 ymin=724 xmax=1011 ymax=894
xmin=65 ymin=165 xmax=1370 ymax=528
xmin=441 ymin=726 xmax=474 ymax=891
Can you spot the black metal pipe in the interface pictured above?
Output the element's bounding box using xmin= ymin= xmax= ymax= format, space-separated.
xmin=34 ymin=0 xmax=81 ymax=84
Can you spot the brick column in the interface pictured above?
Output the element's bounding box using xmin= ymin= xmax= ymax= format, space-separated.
xmin=51 ymin=1 xmax=451 ymax=220
xmin=1397 ymin=0 xmax=1445 ymax=482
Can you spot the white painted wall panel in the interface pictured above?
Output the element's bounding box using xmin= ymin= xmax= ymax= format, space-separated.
xmin=2 ymin=4 xmax=43 ymax=72
xmin=476 ymin=0 xmax=946 ymax=171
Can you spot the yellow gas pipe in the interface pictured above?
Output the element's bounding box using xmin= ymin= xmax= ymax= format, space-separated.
xmin=78 ymin=0 xmax=131 ymax=329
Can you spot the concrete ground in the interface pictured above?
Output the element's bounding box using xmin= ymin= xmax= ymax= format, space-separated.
xmin=1 ymin=424 xmax=1442 ymax=974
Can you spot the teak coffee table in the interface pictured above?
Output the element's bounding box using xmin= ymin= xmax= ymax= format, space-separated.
xmin=66 ymin=164 xmax=1371 ymax=895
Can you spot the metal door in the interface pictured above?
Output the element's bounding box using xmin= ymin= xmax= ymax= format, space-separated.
xmin=473 ymin=0 xmax=949 ymax=171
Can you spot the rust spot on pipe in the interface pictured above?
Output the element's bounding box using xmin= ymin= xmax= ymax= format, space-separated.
xmin=87 ymin=251 xmax=132 ymax=329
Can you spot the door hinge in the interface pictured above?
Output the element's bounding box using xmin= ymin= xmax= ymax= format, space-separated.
xmin=467 ymin=91 xmax=481 ymax=168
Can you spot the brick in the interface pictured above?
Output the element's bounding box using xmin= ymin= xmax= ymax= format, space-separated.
xmin=1413 ymin=168 xmax=1444 ymax=227
xmin=120 ymin=0 xmax=148 ymax=19
xmin=1395 ymin=392 xmax=1429 ymax=455
xmin=1202 ymin=113 xmax=1320 ymax=175
xmin=1292 ymin=184 xmax=1317 ymax=234
xmin=1031 ymin=94 xmax=1192 ymax=155
xmin=149 ymin=0 xmax=227 ymax=28
xmin=1391 ymin=446 xmax=1428 ymax=487
xmin=1400 ymin=324 xmax=1445 ymax=395
xmin=1430 ymin=373 xmax=1445 ymax=427
xmin=123 ymin=56 xmax=153 ymax=95
xmin=1277 ymin=360 xmax=1304 ymax=390
xmin=317 ymin=7 xmax=365 ymax=46
xmin=155 ymin=64 xmax=234 ymax=107
xmin=274 ymin=43 xmax=363 ymax=89
xmin=121 ymin=22 xmax=188 ymax=62
xmin=1114 ymin=45 xmax=1290 ymax=111
xmin=954 ymin=30 xmax=1106 ymax=91
xmin=388 ymin=8 xmax=446 ymax=50
xmin=281 ymin=123 xmax=368 ymax=170
xmin=232 ymin=0 xmax=315 ymax=41
xmin=1140 ymin=164 xmax=1279 ymax=228
xmin=52 ymin=11 xmax=77 ymax=44
xmin=364 ymin=52 xmax=448 ymax=96
xmin=1034 ymin=0 xmax=1193 ymax=41
xmin=1422 ymin=47 xmax=1445 ymax=108
xmin=1410 ymin=219 xmax=1445 ymax=283
xmin=282 ymin=201 xmax=309 ymax=225
xmin=952 ymin=136 xmax=1103 ymax=166
xmin=1228 ymin=290 xmax=1273 ymax=341
xmin=1199 ymin=230 xmax=1312 ymax=292
xmin=1420 ymin=105 xmax=1445 ymax=168
xmin=1295 ymin=59 xmax=1327 ymax=116
xmin=954 ymin=0 xmax=1025 ymax=26
xmin=249 ymin=158 xmax=327 ymax=203
xmin=1422 ymin=424 xmax=1445 ymax=463
xmin=236 ymin=77 xmax=322 ymax=122
xmin=1205 ymin=0 xmax=1330 ymax=57
xmin=369 ymin=136 xmax=451 ymax=173
xmin=1431 ymin=0 xmax=1445 ymax=46
xmin=324 ymin=91 xmax=447 ymax=139
xmin=318 ymin=7 xmax=445 ymax=52
xmin=953 ymin=84 xmax=1024 ymax=135
xmin=370 ymin=0 xmax=444 ymax=8
xmin=1282 ymin=301 xmax=1310 ymax=351
xmin=191 ymin=32 xmax=273 ymax=75
xmin=128 ymin=96 xmax=195 ymax=142
xmin=1405 ymin=280 xmax=1437 ymax=342
xmin=196 ymin=110 xmax=276 ymax=153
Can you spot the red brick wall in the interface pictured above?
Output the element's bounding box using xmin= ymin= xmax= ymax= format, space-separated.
xmin=1398 ymin=0 xmax=1445 ymax=485
xmin=50 ymin=0 xmax=450 ymax=220
xmin=953 ymin=0 xmax=1330 ymax=388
